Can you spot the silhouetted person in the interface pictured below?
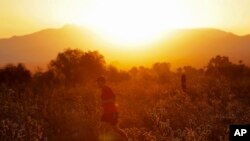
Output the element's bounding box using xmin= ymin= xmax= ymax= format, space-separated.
xmin=181 ymin=74 xmax=186 ymax=92
xmin=96 ymin=76 xmax=128 ymax=141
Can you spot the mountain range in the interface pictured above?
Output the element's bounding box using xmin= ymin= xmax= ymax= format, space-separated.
xmin=0 ymin=25 xmax=250 ymax=70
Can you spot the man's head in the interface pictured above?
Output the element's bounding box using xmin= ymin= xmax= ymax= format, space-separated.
xmin=96 ymin=76 xmax=106 ymax=88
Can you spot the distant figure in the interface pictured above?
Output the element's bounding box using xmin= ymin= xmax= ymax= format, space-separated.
xmin=181 ymin=74 xmax=186 ymax=92
xmin=96 ymin=76 xmax=128 ymax=141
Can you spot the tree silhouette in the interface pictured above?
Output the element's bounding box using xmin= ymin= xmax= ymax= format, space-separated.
xmin=49 ymin=49 xmax=105 ymax=86
xmin=0 ymin=63 xmax=31 ymax=88
xmin=206 ymin=55 xmax=250 ymax=79
xmin=152 ymin=62 xmax=171 ymax=84
xmin=206 ymin=55 xmax=233 ymax=77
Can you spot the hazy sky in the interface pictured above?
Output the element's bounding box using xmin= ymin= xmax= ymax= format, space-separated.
xmin=1 ymin=0 xmax=250 ymax=38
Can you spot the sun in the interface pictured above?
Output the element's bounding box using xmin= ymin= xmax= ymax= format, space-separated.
xmin=62 ymin=0 xmax=207 ymax=48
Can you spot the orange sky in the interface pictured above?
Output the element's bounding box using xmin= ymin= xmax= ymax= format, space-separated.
xmin=1 ymin=0 xmax=250 ymax=43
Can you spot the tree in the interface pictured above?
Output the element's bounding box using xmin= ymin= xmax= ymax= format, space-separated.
xmin=206 ymin=55 xmax=233 ymax=76
xmin=106 ymin=65 xmax=130 ymax=83
xmin=49 ymin=49 xmax=105 ymax=86
xmin=152 ymin=62 xmax=171 ymax=84
xmin=0 ymin=63 xmax=31 ymax=88
xmin=206 ymin=55 xmax=250 ymax=79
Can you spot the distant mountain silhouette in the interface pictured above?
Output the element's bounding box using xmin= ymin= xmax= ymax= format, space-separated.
xmin=155 ymin=28 xmax=250 ymax=68
xmin=0 ymin=25 xmax=250 ymax=70
xmin=0 ymin=25 xmax=99 ymax=70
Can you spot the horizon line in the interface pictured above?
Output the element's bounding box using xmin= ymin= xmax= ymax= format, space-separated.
xmin=1 ymin=24 xmax=250 ymax=40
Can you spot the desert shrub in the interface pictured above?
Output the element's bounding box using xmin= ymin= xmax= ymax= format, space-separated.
xmin=1 ymin=50 xmax=250 ymax=141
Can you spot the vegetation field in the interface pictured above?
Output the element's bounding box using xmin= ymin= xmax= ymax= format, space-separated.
xmin=1 ymin=49 xmax=250 ymax=141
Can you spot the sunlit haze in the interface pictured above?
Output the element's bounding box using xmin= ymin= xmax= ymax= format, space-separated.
xmin=1 ymin=0 xmax=250 ymax=47
xmin=1 ymin=0 xmax=250 ymax=70
xmin=1 ymin=1 xmax=250 ymax=140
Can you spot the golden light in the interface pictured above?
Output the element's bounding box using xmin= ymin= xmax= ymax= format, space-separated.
xmin=15 ymin=0 xmax=221 ymax=50
xmin=2 ymin=0 xmax=250 ymax=41
xmin=64 ymin=0 xmax=208 ymax=48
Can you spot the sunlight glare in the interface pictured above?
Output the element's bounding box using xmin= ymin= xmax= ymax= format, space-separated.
xmin=62 ymin=0 xmax=212 ymax=48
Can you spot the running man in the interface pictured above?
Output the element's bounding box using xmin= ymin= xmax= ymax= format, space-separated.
xmin=96 ymin=76 xmax=128 ymax=141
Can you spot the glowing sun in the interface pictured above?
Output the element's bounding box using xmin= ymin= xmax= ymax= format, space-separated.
xmin=62 ymin=0 xmax=208 ymax=47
